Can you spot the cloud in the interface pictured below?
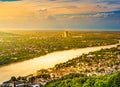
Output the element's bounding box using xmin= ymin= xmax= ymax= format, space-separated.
xmin=98 ymin=0 xmax=120 ymax=4
xmin=0 ymin=0 xmax=21 ymax=2
xmin=60 ymin=0 xmax=80 ymax=2
xmin=47 ymin=15 xmax=56 ymax=20
xmin=48 ymin=0 xmax=56 ymax=1
xmin=0 ymin=0 xmax=120 ymax=30
xmin=49 ymin=10 xmax=120 ymax=22
xmin=39 ymin=8 xmax=47 ymax=13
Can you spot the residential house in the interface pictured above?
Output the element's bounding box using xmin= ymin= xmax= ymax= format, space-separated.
xmin=2 ymin=81 xmax=14 ymax=87
xmin=31 ymin=83 xmax=41 ymax=87
xmin=15 ymin=81 xmax=25 ymax=87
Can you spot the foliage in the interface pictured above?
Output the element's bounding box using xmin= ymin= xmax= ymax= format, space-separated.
xmin=44 ymin=71 xmax=120 ymax=87
xmin=10 ymin=76 xmax=17 ymax=81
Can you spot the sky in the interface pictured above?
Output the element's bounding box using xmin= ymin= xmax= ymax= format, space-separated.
xmin=0 ymin=0 xmax=120 ymax=31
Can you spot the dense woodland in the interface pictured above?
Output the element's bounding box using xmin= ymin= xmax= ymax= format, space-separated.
xmin=44 ymin=71 xmax=120 ymax=87
xmin=0 ymin=31 xmax=120 ymax=66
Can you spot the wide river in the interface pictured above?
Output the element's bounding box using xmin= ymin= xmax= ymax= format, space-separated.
xmin=0 ymin=42 xmax=120 ymax=83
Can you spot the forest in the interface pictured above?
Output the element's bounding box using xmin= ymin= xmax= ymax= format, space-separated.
xmin=44 ymin=71 xmax=120 ymax=87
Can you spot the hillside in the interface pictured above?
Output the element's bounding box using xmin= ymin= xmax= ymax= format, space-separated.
xmin=44 ymin=46 xmax=120 ymax=87
xmin=44 ymin=71 xmax=120 ymax=87
xmin=3 ymin=45 xmax=120 ymax=87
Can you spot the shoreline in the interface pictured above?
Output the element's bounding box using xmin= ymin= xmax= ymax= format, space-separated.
xmin=0 ymin=42 xmax=119 ymax=68
xmin=0 ymin=42 xmax=119 ymax=83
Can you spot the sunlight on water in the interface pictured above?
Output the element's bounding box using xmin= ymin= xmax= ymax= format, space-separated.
xmin=0 ymin=43 xmax=119 ymax=83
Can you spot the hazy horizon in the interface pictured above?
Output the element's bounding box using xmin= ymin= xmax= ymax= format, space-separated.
xmin=0 ymin=0 xmax=120 ymax=31
xmin=0 ymin=28 xmax=120 ymax=31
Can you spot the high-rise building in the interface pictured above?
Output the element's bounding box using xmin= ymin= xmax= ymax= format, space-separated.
xmin=63 ymin=31 xmax=69 ymax=38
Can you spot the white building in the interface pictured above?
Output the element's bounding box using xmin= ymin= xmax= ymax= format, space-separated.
xmin=31 ymin=84 xmax=41 ymax=87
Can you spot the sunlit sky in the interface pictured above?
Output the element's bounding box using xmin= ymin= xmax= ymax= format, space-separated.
xmin=0 ymin=0 xmax=120 ymax=31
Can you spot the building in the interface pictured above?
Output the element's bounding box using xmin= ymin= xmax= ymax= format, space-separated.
xmin=118 ymin=55 xmax=120 ymax=60
xmin=15 ymin=81 xmax=25 ymax=87
xmin=63 ymin=31 xmax=69 ymax=38
xmin=117 ymin=45 xmax=120 ymax=51
xmin=2 ymin=81 xmax=14 ymax=87
xmin=31 ymin=83 xmax=41 ymax=87
xmin=2 ymin=81 xmax=26 ymax=87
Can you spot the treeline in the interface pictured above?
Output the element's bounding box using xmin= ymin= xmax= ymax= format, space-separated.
xmin=44 ymin=71 xmax=120 ymax=87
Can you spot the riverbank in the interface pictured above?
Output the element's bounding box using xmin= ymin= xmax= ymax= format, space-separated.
xmin=0 ymin=30 xmax=119 ymax=67
xmin=0 ymin=42 xmax=119 ymax=83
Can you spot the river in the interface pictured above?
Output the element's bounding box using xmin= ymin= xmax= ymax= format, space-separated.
xmin=0 ymin=43 xmax=119 ymax=83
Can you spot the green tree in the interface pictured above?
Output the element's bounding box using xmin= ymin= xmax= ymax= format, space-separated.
xmin=10 ymin=76 xmax=17 ymax=81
